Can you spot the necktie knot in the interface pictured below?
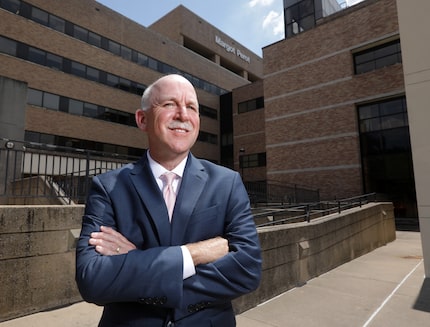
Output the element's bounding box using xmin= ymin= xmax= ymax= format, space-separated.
xmin=161 ymin=172 xmax=177 ymax=220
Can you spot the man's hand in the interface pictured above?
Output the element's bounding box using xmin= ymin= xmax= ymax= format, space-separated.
xmin=185 ymin=236 xmax=229 ymax=266
xmin=89 ymin=226 xmax=137 ymax=255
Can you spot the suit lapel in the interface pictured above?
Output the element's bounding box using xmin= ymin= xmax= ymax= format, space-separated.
xmin=129 ymin=155 xmax=171 ymax=246
xmin=170 ymin=154 xmax=207 ymax=245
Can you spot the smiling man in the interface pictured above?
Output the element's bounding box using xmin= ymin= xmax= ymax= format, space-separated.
xmin=75 ymin=74 xmax=262 ymax=327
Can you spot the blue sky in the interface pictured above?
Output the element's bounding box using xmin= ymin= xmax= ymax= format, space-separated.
xmin=96 ymin=0 xmax=364 ymax=57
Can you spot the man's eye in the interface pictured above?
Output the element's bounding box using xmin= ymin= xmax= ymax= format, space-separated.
xmin=163 ymin=102 xmax=175 ymax=108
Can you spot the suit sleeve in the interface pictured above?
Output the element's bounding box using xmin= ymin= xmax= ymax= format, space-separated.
xmin=181 ymin=172 xmax=262 ymax=308
xmin=75 ymin=175 xmax=184 ymax=307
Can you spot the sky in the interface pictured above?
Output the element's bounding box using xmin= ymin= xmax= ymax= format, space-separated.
xmin=96 ymin=0 xmax=364 ymax=57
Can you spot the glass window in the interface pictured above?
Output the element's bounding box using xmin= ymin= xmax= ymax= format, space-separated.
xmin=43 ymin=93 xmax=60 ymax=110
xmin=148 ymin=57 xmax=158 ymax=70
xmin=121 ymin=45 xmax=132 ymax=60
xmin=71 ymin=61 xmax=86 ymax=78
xmin=106 ymin=73 xmax=119 ymax=87
xmin=31 ymin=7 xmax=48 ymax=26
xmin=28 ymin=47 xmax=45 ymax=65
xmin=49 ymin=15 xmax=65 ymax=33
xmin=0 ymin=36 xmax=17 ymax=56
xmin=83 ymin=103 xmax=102 ymax=118
xmin=354 ymin=39 xmax=402 ymax=75
xmin=73 ymin=25 xmax=88 ymax=42
xmin=69 ymin=99 xmax=83 ymax=115
xmin=88 ymin=31 xmax=101 ymax=47
xmin=136 ymin=52 xmax=148 ymax=66
xmin=86 ymin=66 xmax=99 ymax=82
xmin=46 ymin=53 xmax=62 ymax=70
xmin=108 ymin=40 xmax=121 ymax=56
xmin=27 ymin=88 xmax=43 ymax=106
xmin=2 ymin=0 xmax=21 ymax=13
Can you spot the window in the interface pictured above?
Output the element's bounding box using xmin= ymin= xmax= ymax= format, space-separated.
xmin=27 ymin=89 xmax=43 ymax=106
xmin=108 ymin=40 xmax=121 ymax=56
xmin=354 ymin=40 xmax=402 ymax=74
xmin=238 ymin=97 xmax=264 ymax=114
xmin=43 ymin=93 xmax=60 ymax=110
xmin=28 ymin=47 xmax=45 ymax=65
xmin=88 ymin=31 xmax=101 ymax=47
xmin=1 ymin=0 xmax=20 ymax=13
xmin=49 ymin=14 xmax=65 ymax=33
xmin=69 ymin=99 xmax=83 ymax=116
xmin=31 ymin=7 xmax=48 ymax=26
xmin=46 ymin=53 xmax=62 ymax=70
xmin=284 ymin=0 xmax=315 ymax=38
xmin=71 ymin=61 xmax=86 ymax=78
xmin=240 ymin=153 xmax=266 ymax=168
xmin=86 ymin=66 xmax=99 ymax=82
xmin=73 ymin=25 xmax=88 ymax=42
xmin=0 ymin=36 xmax=17 ymax=56
xmin=199 ymin=105 xmax=218 ymax=120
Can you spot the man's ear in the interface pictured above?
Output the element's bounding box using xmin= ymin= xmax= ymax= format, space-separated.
xmin=135 ymin=109 xmax=147 ymax=131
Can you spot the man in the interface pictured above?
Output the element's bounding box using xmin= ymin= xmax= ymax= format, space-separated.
xmin=75 ymin=74 xmax=261 ymax=326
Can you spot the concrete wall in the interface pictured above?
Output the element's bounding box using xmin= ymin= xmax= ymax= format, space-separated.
xmin=396 ymin=0 xmax=430 ymax=277
xmin=0 ymin=202 xmax=395 ymax=321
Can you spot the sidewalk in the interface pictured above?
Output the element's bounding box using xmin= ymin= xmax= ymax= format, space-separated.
xmin=1 ymin=231 xmax=428 ymax=327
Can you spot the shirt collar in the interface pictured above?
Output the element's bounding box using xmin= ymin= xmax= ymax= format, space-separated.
xmin=147 ymin=150 xmax=187 ymax=179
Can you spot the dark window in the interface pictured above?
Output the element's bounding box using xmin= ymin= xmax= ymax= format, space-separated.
xmin=46 ymin=53 xmax=63 ymax=70
xmin=121 ymin=45 xmax=132 ymax=60
xmin=284 ymin=0 xmax=315 ymax=38
xmin=27 ymin=88 xmax=43 ymax=106
xmin=198 ymin=131 xmax=218 ymax=145
xmin=73 ymin=25 xmax=88 ymax=42
xmin=71 ymin=61 xmax=86 ymax=78
xmin=69 ymin=99 xmax=83 ymax=116
xmin=240 ymin=153 xmax=266 ymax=168
xmin=0 ymin=36 xmax=17 ymax=56
xmin=1 ymin=0 xmax=21 ymax=13
xmin=108 ymin=40 xmax=121 ymax=56
xmin=88 ymin=31 xmax=101 ymax=47
xmin=31 ymin=7 xmax=48 ymax=25
xmin=238 ymin=97 xmax=264 ymax=114
xmin=199 ymin=105 xmax=218 ymax=120
xmin=354 ymin=39 xmax=402 ymax=74
xmin=28 ymin=47 xmax=45 ymax=65
xmin=49 ymin=14 xmax=65 ymax=33
xmin=86 ymin=66 xmax=100 ymax=82
xmin=43 ymin=93 xmax=60 ymax=110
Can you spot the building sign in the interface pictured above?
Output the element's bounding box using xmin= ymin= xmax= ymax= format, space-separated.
xmin=215 ymin=36 xmax=251 ymax=64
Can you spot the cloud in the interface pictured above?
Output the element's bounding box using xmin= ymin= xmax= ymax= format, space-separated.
xmin=249 ymin=0 xmax=274 ymax=8
xmin=262 ymin=10 xmax=284 ymax=37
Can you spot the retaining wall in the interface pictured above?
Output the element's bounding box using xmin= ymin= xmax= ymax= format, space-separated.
xmin=0 ymin=202 xmax=395 ymax=321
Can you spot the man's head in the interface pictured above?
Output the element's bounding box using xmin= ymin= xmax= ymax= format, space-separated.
xmin=135 ymin=74 xmax=200 ymax=168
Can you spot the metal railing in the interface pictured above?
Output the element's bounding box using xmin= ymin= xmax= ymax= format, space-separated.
xmin=254 ymin=193 xmax=378 ymax=227
xmin=0 ymin=138 xmax=138 ymax=204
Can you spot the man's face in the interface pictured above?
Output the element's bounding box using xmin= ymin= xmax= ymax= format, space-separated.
xmin=136 ymin=76 xmax=200 ymax=163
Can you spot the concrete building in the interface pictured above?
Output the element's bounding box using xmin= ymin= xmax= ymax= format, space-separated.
xmin=0 ymin=0 xmax=262 ymax=164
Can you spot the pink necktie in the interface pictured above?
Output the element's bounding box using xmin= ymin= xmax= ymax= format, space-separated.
xmin=161 ymin=172 xmax=177 ymax=220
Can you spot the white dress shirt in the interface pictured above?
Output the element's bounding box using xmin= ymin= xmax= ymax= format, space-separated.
xmin=147 ymin=151 xmax=196 ymax=279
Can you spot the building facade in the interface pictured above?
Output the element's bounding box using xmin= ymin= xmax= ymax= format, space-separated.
xmin=259 ymin=0 xmax=418 ymax=227
xmin=0 ymin=0 xmax=262 ymax=164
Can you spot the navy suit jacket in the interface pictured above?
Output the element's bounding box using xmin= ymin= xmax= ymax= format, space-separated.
xmin=76 ymin=152 xmax=262 ymax=327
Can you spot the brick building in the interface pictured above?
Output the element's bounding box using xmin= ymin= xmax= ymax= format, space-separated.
xmin=256 ymin=0 xmax=416 ymax=223
xmin=0 ymin=0 xmax=262 ymax=164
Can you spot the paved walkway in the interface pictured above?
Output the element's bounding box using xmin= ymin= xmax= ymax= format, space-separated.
xmin=1 ymin=231 xmax=428 ymax=327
